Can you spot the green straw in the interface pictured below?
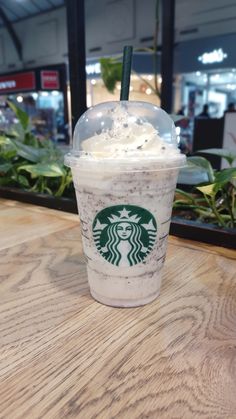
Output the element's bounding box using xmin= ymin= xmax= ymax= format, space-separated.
xmin=120 ymin=46 xmax=133 ymax=100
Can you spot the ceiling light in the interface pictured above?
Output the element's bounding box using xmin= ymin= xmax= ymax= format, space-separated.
xmin=91 ymin=79 xmax=96 ymax=85
xmin=16 ymin=95 xmax=23 ymax=103
xmin=131 ymin=75 xmax=139 ymax=80
xmin=212 ymin=74 xmax=220 ymax=79
xmin=145 ymin=88 xmax=152 ymax=95
xmin=226 ymin=84 xmax=234 ymax=89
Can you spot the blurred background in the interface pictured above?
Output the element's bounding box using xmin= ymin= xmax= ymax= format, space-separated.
xmin=0 ymin=0 xmax=236 ymax=152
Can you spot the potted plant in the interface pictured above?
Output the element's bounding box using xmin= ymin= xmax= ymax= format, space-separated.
xmin=170 ymin=150 xmax=236 ymax=249
xmin=0 ymin=102 xmax=77 ymax=213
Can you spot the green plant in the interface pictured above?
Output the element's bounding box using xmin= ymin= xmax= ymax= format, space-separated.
xmin=100 ymin=57 xmax=123 ymax=93
xmin=174 ymin=149 xmax=236 ymax=228
xmin=0 ymin=102 xmax=73 ymax=197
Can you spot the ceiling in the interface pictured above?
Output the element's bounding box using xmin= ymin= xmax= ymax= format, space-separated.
xmin=175 ymin=0 xmax=236 ymax=41
xmin=0 ymin=0 xmax=64 ymax=24
xmin=0 ymin=0 xmax=236 ymax=43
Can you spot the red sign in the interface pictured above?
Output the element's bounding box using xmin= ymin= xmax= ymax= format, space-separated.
xmin=0 ymin=72 xmax=35 ymax=93
xmin=41 ymin=70 xmax=59 ymax=89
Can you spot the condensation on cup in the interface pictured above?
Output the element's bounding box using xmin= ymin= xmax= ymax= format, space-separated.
xmin=65 ymin=101 xmax=186 ymax=307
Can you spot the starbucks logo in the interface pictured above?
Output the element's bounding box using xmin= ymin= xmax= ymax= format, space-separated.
xmin=92 ymin=205 xmax=157 ymax=267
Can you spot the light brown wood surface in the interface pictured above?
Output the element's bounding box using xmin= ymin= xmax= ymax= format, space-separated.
xmin=0 ymin=198 xmax=236 ymax=419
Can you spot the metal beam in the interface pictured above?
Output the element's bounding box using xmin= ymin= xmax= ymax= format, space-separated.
xmin=161 ymin=0 xmax=175 ymax=113
xmin=65 ymin=0 xmax=87 ymax=132
xmin=0 ymin=7 xmax=22 ymax=61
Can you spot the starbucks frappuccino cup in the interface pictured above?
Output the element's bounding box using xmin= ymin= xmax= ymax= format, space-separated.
xmin=65 ymin=101 xmax=186 ymax=307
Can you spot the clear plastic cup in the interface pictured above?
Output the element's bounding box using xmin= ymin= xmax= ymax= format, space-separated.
xmin=65 ymin=101 xmax=186 ymax=307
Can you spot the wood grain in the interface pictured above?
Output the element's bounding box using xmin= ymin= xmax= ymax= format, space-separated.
xmin=0 ymin=200 xmax=78 ymax=250
xmin=0 ymin=199 xmax=236 ymax=419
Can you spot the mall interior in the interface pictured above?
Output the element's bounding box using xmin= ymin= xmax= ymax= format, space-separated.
xmin=0 ymin=2 xmax=236 ymax=416
xmin=0 ymin=0 xmax=236 ymax=150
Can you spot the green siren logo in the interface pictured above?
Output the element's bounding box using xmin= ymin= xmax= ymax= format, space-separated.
xmin=92 ymin=205 xmax=157 ymax=267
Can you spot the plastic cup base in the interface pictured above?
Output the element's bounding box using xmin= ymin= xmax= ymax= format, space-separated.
xmin=90 ymin=288 xmax=160 ymax=308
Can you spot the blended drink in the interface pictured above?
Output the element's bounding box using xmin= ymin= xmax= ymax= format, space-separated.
xmin=65 ymin=101 xmax=185 ymax=307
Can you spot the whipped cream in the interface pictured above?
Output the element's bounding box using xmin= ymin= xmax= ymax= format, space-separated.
xmin=65 ymin=103 xmax=186 ymax=171
xmin=82 ymin=121 xmax=179 ymax=159
xmin=79 ymin=106 xmax=180 ymax=159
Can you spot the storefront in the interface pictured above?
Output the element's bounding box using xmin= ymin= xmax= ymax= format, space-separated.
xmin=0 ymin=64 xmax=68 ymax=142
xmin=85 ymin=54 xmax=162 ymax=107
xmin=85 ymin=33 xmax=236 ymax=120
xmin=174 ymin=33 xmax=236 ymax=118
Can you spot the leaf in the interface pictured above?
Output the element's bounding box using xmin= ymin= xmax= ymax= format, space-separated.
xmin=175 ymin=188 xmax=195 ymax=203
xmin=13 ymin=139 xmax=46 ymax=163
xmin=214 ymin=168 xmax=236 ymax=184
xmin=0 ymin=136 xmax=12 ymax=146
xmin=197 ymin=148 xmax=236 ymax=166
xmin=7 ymin=101 xmax=29 ymax=131
xmin=197 ymin=184 xmax=217 ymax=197
xmin=44 ymin=186 xmax=53 ymax=195
xmin=187 ymin=156 xmax=215 ymax=183
xmin=173 ymin=203 xmax=210 ymax=212
xmin=10 ymin=173 xmax=30 ymax=188
xmin=9 ymin=124 xmax=25 ymax=141
xmin=0 ymin=145 xmax=17 ymax=160
xmin=0 ymin=176 xmax=13 ymax=186
xmin=24 ymin=132 xmax=40 ymax=148
xmin=100 ymin=58 xmax=122 ymax=93
xmin=19 ymin=163 xmax=65 ymax=178
xmin=18 ymin=174 xmax=30 ymax=187
xmin=0 ymin=162 xmax=12 ymax=173
xmin=8 ymin=129 xmax=21 ymax=138
xmin=0 ymin=136 xmax=18 ymax=160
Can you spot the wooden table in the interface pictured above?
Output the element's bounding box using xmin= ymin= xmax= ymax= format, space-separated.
xmin=1 ymin=198 xmax=236 ymax=419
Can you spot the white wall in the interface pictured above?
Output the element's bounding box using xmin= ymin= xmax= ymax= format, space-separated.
xmin=0 ymin=0 xmax=158 ymax=73
xmin=85 ymin=0 xmax=157 ymax=55
xmin=0 ymin=0 xmax=236 ymax=74
xmin=175 ymin=0 xmax=236 ymax=42
xmin=0 ymin=8 xmax=67 ymax=73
